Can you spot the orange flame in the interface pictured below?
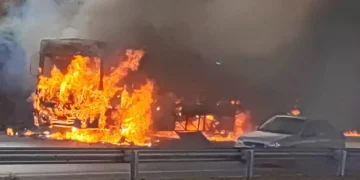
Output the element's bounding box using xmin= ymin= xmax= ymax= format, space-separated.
xmin=6 ymin=128 xmax=14 ymax=136
xmin=204 ymin=111 xmax=252 ymax=142
xmin=344 ymin=130 xmax=360 ymax=137
xmin=34 ymin=49 xmax=154 ymax=146
xmin=174 ymin=110 xmax=252 ymax=142
xmin=290 ymin=109 xmax=301 ymax=116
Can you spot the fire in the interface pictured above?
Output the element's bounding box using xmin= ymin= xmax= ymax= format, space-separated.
xmin=174 ymin=110 xmax=252 ymax=142
xmin=152 ymin=131 xmax=180 ymax=139
xmin=290 ymin=109 xmax=301 ymax=116
xmin=24 ymin=129 xmax=34 ymax=136
xmin=204 ymin=111 xmax=251 ymax=142
xmin=206 ymin=115 xmax=214 ymax=121
xmin=30 ymin=46 xmax=251 ymax=145
xmin=34 ymin=49 xmax=155 ymax=146
xmin=6 ymin=128 xmax=14 ymax=136
xmin=344 ymin=130 xmax=360 ymax=137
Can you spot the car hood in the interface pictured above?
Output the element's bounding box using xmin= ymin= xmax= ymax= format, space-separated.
xmin=238 ymin=130 xmax=292 ymax=144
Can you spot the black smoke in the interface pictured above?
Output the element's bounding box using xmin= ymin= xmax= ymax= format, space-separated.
xmin=1 ymin=0 xmax=360 ymax=131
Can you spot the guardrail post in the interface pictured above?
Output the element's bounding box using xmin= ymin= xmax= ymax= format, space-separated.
xmin=130 ymin=150 xmax=139 ymax=180
xmin=336 ymin=149 xmax=347 ymax=177
xmin=244 ymin=149 xmax=254 ymax=179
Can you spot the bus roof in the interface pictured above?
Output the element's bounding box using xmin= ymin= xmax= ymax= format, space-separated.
xmin=40 ymin=38 xmax=106 ymax=57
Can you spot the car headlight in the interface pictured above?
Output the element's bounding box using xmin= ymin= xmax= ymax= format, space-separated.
xmin=235 ymin=139 xmax=244 ymax=146
xmin=268 ymin=142 xmax=280 ymax=148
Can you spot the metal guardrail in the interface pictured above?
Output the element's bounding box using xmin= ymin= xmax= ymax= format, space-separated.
xmin=0 ymin=148 xmax=125 ymax=164
xmin=0 ymin=148 xmax=358 ymax=180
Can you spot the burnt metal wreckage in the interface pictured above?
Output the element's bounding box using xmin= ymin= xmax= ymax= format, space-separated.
xmin=173 ymin=100 xmax=246 ymax=131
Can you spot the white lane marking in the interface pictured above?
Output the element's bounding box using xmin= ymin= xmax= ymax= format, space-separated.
xmin=0 ymin=169 xmax=242 ymax=177
xmin=141 ymin=169 xmax=241 ymax=173
xmin=0 ymin=171 xmax=128 ymax=177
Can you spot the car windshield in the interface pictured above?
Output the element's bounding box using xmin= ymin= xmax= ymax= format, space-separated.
xmin=258 ymin=116 xmax=306 ymax=135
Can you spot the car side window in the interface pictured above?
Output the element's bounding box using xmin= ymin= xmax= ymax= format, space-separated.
xmin=301 ymin=121 xmax=335 ymax=138
xmin=316 ymin=122 xmax=337 ymax=137
xmin=301 ymin=122 xmax=318 ymax=137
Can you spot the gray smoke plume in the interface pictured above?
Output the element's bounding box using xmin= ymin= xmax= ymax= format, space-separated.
xmin=73 ymin=0 xmax=318 ymax=84
xmin=0 ymin=0 xmax=319 ymax=98
xmin=2 ymin=0 xmax=360 ymax=130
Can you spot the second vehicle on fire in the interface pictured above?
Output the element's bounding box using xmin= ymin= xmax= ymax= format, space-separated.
xmin=235 ymin=115 xmax=345 ymax=148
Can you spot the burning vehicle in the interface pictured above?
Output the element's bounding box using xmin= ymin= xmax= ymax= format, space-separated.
xmin=172 ymin=99 xmax=252 ymax=141
xmin=30 ymin=38 xmax=154 ymax=146
xmin=235 ymin=115 xmax=345 ymax=148
xmin=10 ymin=38 xmax=253 ymax=147
xmin=33 ymin=39 xmax=107 ymax=129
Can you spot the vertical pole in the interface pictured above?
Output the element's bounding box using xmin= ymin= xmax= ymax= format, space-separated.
xmin=130 ymin=150 xmax=139 ymax=180
xmin=185 ymin=116 xmax=189 ymax=131
xmin=203 ymin=115 xmax=207 ymax=131
xmin=337 ymin=150 xmax=347 ymax=177
xmin=99 ymin=55 xmax=104 ymax=90
xmin=0 ymin=62 xmax=3 ymax=103
xmin=197 ymin=115 xmax=201 ymax=131
xmin=244 ymin=149 xmax=254 ymax=179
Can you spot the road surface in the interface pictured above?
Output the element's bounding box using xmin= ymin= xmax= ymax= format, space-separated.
xmin=0 ymin=135 xmax=359 ymax=179
xmin=1 ymin=134 xmax=360 ymax=148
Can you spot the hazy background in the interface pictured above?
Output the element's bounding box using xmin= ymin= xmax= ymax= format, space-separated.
xmin=0 ymin=0 xmax=359 ymax=130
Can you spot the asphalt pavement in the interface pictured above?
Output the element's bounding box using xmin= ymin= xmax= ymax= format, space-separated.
xmin=0 ymin=135 xmax=247 ymax=179
xmin=0 ymin=135 xmax=359 ymax=179
xmin=1 ymin=133 xmax=360 ymax=148
xmin=0 ymin=134 xmax=111 ymax=148
xmin=144 ymin=176 xmax=360 ymax=180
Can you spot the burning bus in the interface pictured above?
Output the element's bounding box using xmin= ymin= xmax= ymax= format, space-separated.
xmin=30 ymin=38 xmax=155 ymax=146
xmin=33 ymin=38 xmax=107 ymax=130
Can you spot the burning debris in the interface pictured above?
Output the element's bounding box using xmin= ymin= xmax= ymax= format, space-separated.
xmin=203 ymin=111 xmax=251 ymax=142
xmin=6 ymin=127 xmax=13 ymax=136
xmin=344 ymin=130 xmax=360 ymax=137
xmin=170 ymin=99 xmax=252 ymax=142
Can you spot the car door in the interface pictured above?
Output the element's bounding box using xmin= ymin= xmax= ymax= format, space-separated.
xmin=295 ymin=121 xmax=318 ymax=147
xmin=297 ymin=121 xmax=333 ymax=148
xmin=317 ymin=121 xmax=345 ymax=148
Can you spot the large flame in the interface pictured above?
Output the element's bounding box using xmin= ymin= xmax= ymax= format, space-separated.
xmin=203 ymin=111 xmax=252 ymax=142
xmin=34 ymin=50 xmax=154 ymax=146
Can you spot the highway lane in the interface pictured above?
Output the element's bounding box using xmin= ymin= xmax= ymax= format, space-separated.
xmin=0 ymin=159 xmax=350 ymax=179
xmin=0 ymin=162 xmax=242 ymax=177
xmin=0 ymin=135 xmax=286 ymax=179
xmin=0 ymin=161 xmax=306 ymax=179
xmin=0 ymin=135 xmax=247 ymax=179
xmin=0 ymin=135 xmax=358 ymax=179
xmin=1 ymin=134 xmax=360 ymax=148
xmin=0 ymin=135 xmax=118 ymax=148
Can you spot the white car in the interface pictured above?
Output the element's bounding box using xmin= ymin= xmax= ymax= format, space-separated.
xmin=235 ymin=115 xmax=345 ymax=148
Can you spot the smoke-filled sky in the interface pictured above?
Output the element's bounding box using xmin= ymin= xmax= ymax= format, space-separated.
xmin=1 ymin=0 xmax=360 ymax=129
